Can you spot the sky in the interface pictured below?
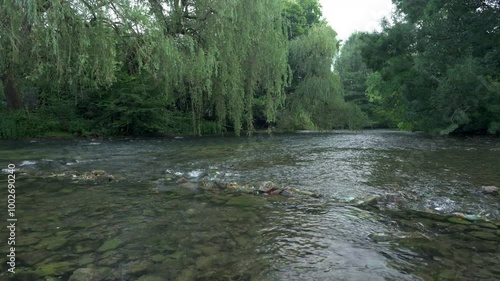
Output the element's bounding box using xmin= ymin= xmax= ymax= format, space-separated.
xmin=319 ymin=0 xmax=394 ymax=42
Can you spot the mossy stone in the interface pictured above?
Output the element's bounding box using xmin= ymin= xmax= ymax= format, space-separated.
xmin=123 ymin=260 xmax=151 ymax=275
xmin=195 ymin=256 xmax=214 ymax=269
xmin=56 ymin=230 xmax=72 ymax=237
xmin=19 ymin=235 xmax=40 ymax=246
xmin=68 ymin=268 xmax=104 ymax=281
xmin=226 ymin=194 xmax=267 ymax=208
xmin=77 ymin=254 xmax=95 ymax=266
xmin=151 ymin=254 xmax=166 ymax=262
xmin=478 ymin=223 xmax=498 ymax=230
xmin=447 ymin=217 xmax=472 ymax=225
xmin=169 ymin=251 xmax=184 ymax=260
xmin=37 ymin=236 xmax=68 ymax=251
xmin=136 ymin=275 xmax=166 ymax=281
xmin=75 ymin=244 xmax=95 ymax=254
xmin=177 ymin=268 xmax=196 ymax=281
xmin=35 ymin=261 xmax=75 ymax=277
xmin=437 ymin=270 xmax=457 ymax=280
xmin=469 ymin=231 xmax=499 ymax=241
xmin=97 ymin=239 xmax=122 ymax=252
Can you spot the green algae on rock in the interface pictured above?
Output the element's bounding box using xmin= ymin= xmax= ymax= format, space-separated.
xmin=97 ymin=239 xmax=122 ymax=252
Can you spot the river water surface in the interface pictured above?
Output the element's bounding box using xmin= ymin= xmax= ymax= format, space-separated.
xmin=0 ymin=130 xmax=499 ymax=280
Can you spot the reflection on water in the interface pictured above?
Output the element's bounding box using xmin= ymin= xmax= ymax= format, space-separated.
xmin=0 ymin=130 xmax=499 ymax=280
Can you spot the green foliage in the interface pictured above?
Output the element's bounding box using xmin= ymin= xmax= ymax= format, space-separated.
xmin=355 ymin=0 xmax=500 ymax=134
xmin=0 ymin=109 xmax=66 ymax=139
xmin=282 ymin=24 xmax=367 ymax=130
xmin=1 ymin=0 xmax=292 ymax=137
xmin=78 ymin=71 xmax=170 ymax=136
xmin=282 ymin=0 xmax=323 ymax=39
xmin=0 ymin=0 xmax=368 ymax=138
xmin=296 ymin=0 xmax=323 ymax=27
xmin=282 ymin=1 xmax=308 ymax=39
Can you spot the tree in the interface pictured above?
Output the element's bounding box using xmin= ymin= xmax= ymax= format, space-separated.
xmin=281 ymin=24 xmax=366 ymax=130
xmin=0 ymin=0 xmax=291 ymax=136
xmin=335 ymin=33 xmax=370 ymax=106
xmin=358 ymin=0 xmax=500 ymax=134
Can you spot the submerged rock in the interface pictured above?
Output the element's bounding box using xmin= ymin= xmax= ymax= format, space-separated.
xmin=97 ymin=239 xmax=122 ymax=252
xmin=136 ymin=275 xmax=166 ymax=281
xmin=226 ymin=194 xmax=268 ymax=208
xmin=469 ymin=231 xmax=499 ymax=241
xmin=68 ymin=268 xmax=104 ymax=281
xmin=35 ymin=261 xmax=75 ymax=277
xmin=122 ymin=260 xmax=152 ymax=275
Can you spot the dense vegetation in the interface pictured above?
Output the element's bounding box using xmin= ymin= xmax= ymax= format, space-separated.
xmin=1 ymin=0 xmax=498 ymax=139
xmin=335 ymin=0 xmax=500 ymax=135
xmin=0 ymin=0 xmax=364 ymax=138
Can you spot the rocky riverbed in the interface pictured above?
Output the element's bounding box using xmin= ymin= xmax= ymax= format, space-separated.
xmin=1 ymin=131 xmax=499 ymax=280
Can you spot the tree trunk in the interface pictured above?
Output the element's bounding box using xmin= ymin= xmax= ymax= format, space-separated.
xmin=2 ymin=73 xmax=23 ymax=110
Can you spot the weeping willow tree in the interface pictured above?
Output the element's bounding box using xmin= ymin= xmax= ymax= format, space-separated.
xmin=151 ymin=0 xmax=291 ymax=135
xmin=0 ymin=0 xmax=290 ymax=136
xmin=282 ymin=24 xmax=366 ymax=130
xmin=0 ymin=1 xmax=124 ymax=106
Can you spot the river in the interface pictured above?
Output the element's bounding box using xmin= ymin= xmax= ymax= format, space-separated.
xmin=0 ymin=130 xmax=499 ymax=280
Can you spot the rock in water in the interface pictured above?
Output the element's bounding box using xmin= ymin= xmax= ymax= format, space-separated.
xmin=481 ymin=185 xmax=498 ymax=195
xmin=69 ymin=268 xmax=104 ymax=281
xmin=258 ymin=181 xmax=277 ymax=193
xmin=176 ymin=177 xmax=190 ymax=185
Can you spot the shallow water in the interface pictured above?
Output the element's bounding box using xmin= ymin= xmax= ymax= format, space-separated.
xmin=0 ymin=130 xmax=499 ymax=280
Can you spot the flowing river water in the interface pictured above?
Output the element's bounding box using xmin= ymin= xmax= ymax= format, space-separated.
xmin=0 ymin=130 xmax=499 ymax=281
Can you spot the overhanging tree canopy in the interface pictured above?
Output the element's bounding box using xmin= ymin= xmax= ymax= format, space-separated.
xmin=0 ymin=0 xmax=290 ymax=135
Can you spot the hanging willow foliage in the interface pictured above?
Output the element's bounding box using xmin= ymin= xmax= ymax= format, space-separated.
xmin=1 ymin=0 xmax=290 ymax=135
xmin=1 ymin=1 xmax=117 ymax=90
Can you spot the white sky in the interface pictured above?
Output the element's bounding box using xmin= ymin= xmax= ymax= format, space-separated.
xmin=319 ymin=0 xmax=394 ymax=42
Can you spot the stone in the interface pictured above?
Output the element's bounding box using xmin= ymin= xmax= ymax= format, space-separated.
xmin=481 ymin=185 xmax=498 ymax=194
xmin=226 ymin=194 xmax=267 ymax=208
xmin=177 ymin=268 xmax=196 ymax=281
xmin=68 ymin=268 xmax=104 ymax=281
xmin=37 ymin=236 xmax=68 ymax=251
xmin=122 ymin=260 xmax=151 ymax=275
xmin=478 ymin=223 xmax=498 ymax=230
xmin=258 ymin=181 xmax=277 ymax=193
xmin=469 ymin=231 xmax=499 ymax=241
xmin=75 ymin=244 xmax=96 ymax=254
xmin=97 ymin=252 xmax=125 ymax=266
xmin=136 ymin=275 xmax=166 ymax=281
xmin=195 ymin=256 xmax=214 ymax=269
xmin=78 ymin=254 xmax=95 ymax=266
xmin=151 ymin=254 xmax=166 ymax=262
xmin=92 ymin=170 xmax=107 ymax=176
xmin=19 ymin=250 xmax=52 ymax=266
xmin=269 ymin=189 xmax=282 ymax=195
xmin=447 ymin=217 xmax=472 ymax=225
xmin=176 ymin=177 xmax=190 ymax=184
xmin=97 ymin=239 xmax=122 ymax=252
xmin=18 ymin=234 xmax=40 ymax=246
xmin=35 ymin=261 xmax=75 ymax=277
xmin=280 ymin=190 xmax=293 ymax=197
xmin=169 ymin=251 xmax=184 ymax=260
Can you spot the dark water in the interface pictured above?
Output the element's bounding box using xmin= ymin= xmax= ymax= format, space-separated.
xmin=0 ymin=130 xmax=499 ymax=280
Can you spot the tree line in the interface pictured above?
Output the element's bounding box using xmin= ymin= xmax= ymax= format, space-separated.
xmin=335 ymin=0 xmax=500 ymax=135
xmin=0 ymin=0 xmax=365 ymax=138
xmin=1 ymin=0 xmax=497 ymax=139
